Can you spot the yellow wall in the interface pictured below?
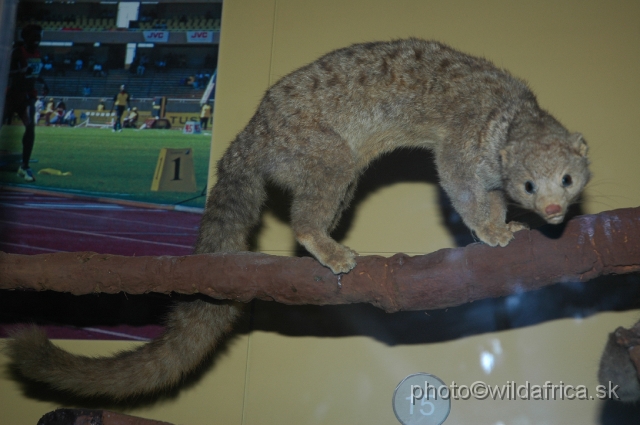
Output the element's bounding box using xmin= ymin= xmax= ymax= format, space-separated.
xmin=2 ymin=1 xmax=640 ymax=424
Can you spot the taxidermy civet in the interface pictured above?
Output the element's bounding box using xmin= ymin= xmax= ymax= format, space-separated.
xmin=6 ymin=39 xmax=590 ymax=398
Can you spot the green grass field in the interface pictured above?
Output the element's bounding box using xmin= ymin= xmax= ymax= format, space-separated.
xmin=0 ymin=125 xmax=212 ymax=208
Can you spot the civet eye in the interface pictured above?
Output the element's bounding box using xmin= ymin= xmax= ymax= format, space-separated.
xmin=562 ymin=174 xmax=573 ymax=187
xmin=524 ymin=181 xmax=535 ymax=194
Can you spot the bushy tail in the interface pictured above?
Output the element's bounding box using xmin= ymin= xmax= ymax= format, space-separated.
xmin=194 ymin=144 xmax=266 ymax=254
xmin=5 ymin=141 xmax=265 ymax=399
xmin=5 ymin=301 xmax=241 ymax=399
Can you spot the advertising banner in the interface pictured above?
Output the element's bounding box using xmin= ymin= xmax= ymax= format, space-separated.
xmin=186 ymin=30 xmax=215 ymax=43
xmin=143 ymin=31 xmax=169 ymax=42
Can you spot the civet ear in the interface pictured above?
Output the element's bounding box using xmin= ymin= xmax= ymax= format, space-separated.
xmin=570 ymin=132 xmax=588 ymax=157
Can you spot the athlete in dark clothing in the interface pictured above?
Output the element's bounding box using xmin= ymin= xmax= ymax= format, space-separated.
xmin=5 ymin=25 xmax=49 ymax=182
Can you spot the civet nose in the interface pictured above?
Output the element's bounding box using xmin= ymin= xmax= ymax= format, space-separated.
xmin=545 ymin=204 xmax=562 ymax=216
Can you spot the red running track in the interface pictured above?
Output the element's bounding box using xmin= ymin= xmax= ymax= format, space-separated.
xmin=0 ymin=189 xmax=201 ymax=256
xmin=0 ymin=188 xmax=204 ymax=340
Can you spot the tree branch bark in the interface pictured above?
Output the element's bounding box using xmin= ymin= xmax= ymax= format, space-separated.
xmin=1 ymin=207 xmax=639 ymax=313
xmin=38 ymin=409 xmax=175 ymax=425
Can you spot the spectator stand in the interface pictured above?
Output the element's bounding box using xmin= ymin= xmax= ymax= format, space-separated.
xmin=41 ymin=68 xmax=212 ymax=100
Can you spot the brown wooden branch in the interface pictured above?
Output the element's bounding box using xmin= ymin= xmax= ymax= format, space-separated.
xmin=38 ymin=409 xmax=175 ymax=425
xmin=1 ymin=207 xmax=639 ymax=313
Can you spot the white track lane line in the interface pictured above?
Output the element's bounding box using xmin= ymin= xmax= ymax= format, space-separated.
xmin=0 ymin=202 xmax=198 ymax=231
xmin=0 ymin=220 xmax=193 ymax=249
xmin=0 ymin=241 xmax=66 ymax=253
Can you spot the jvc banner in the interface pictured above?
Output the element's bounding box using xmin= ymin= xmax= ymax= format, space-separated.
xmin=143 ymin=31 xmax=169 ymax=42
xmin=187 ymin=31 xmax=215 ymax=43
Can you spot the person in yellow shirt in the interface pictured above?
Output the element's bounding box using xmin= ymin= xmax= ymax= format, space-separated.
xmin=110 ymin=85 xmax=131 ymax=132
xmin=200 ymin=101 xmax=212 ymax=130
xmin=123 ymin=107 xmax=139 ymax=128
xmin=44 ymin=97 xmax=55 ymax=126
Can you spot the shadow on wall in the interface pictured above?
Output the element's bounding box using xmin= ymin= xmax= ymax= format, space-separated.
xmin=256 ymin=148 xmax=586 ymax=253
